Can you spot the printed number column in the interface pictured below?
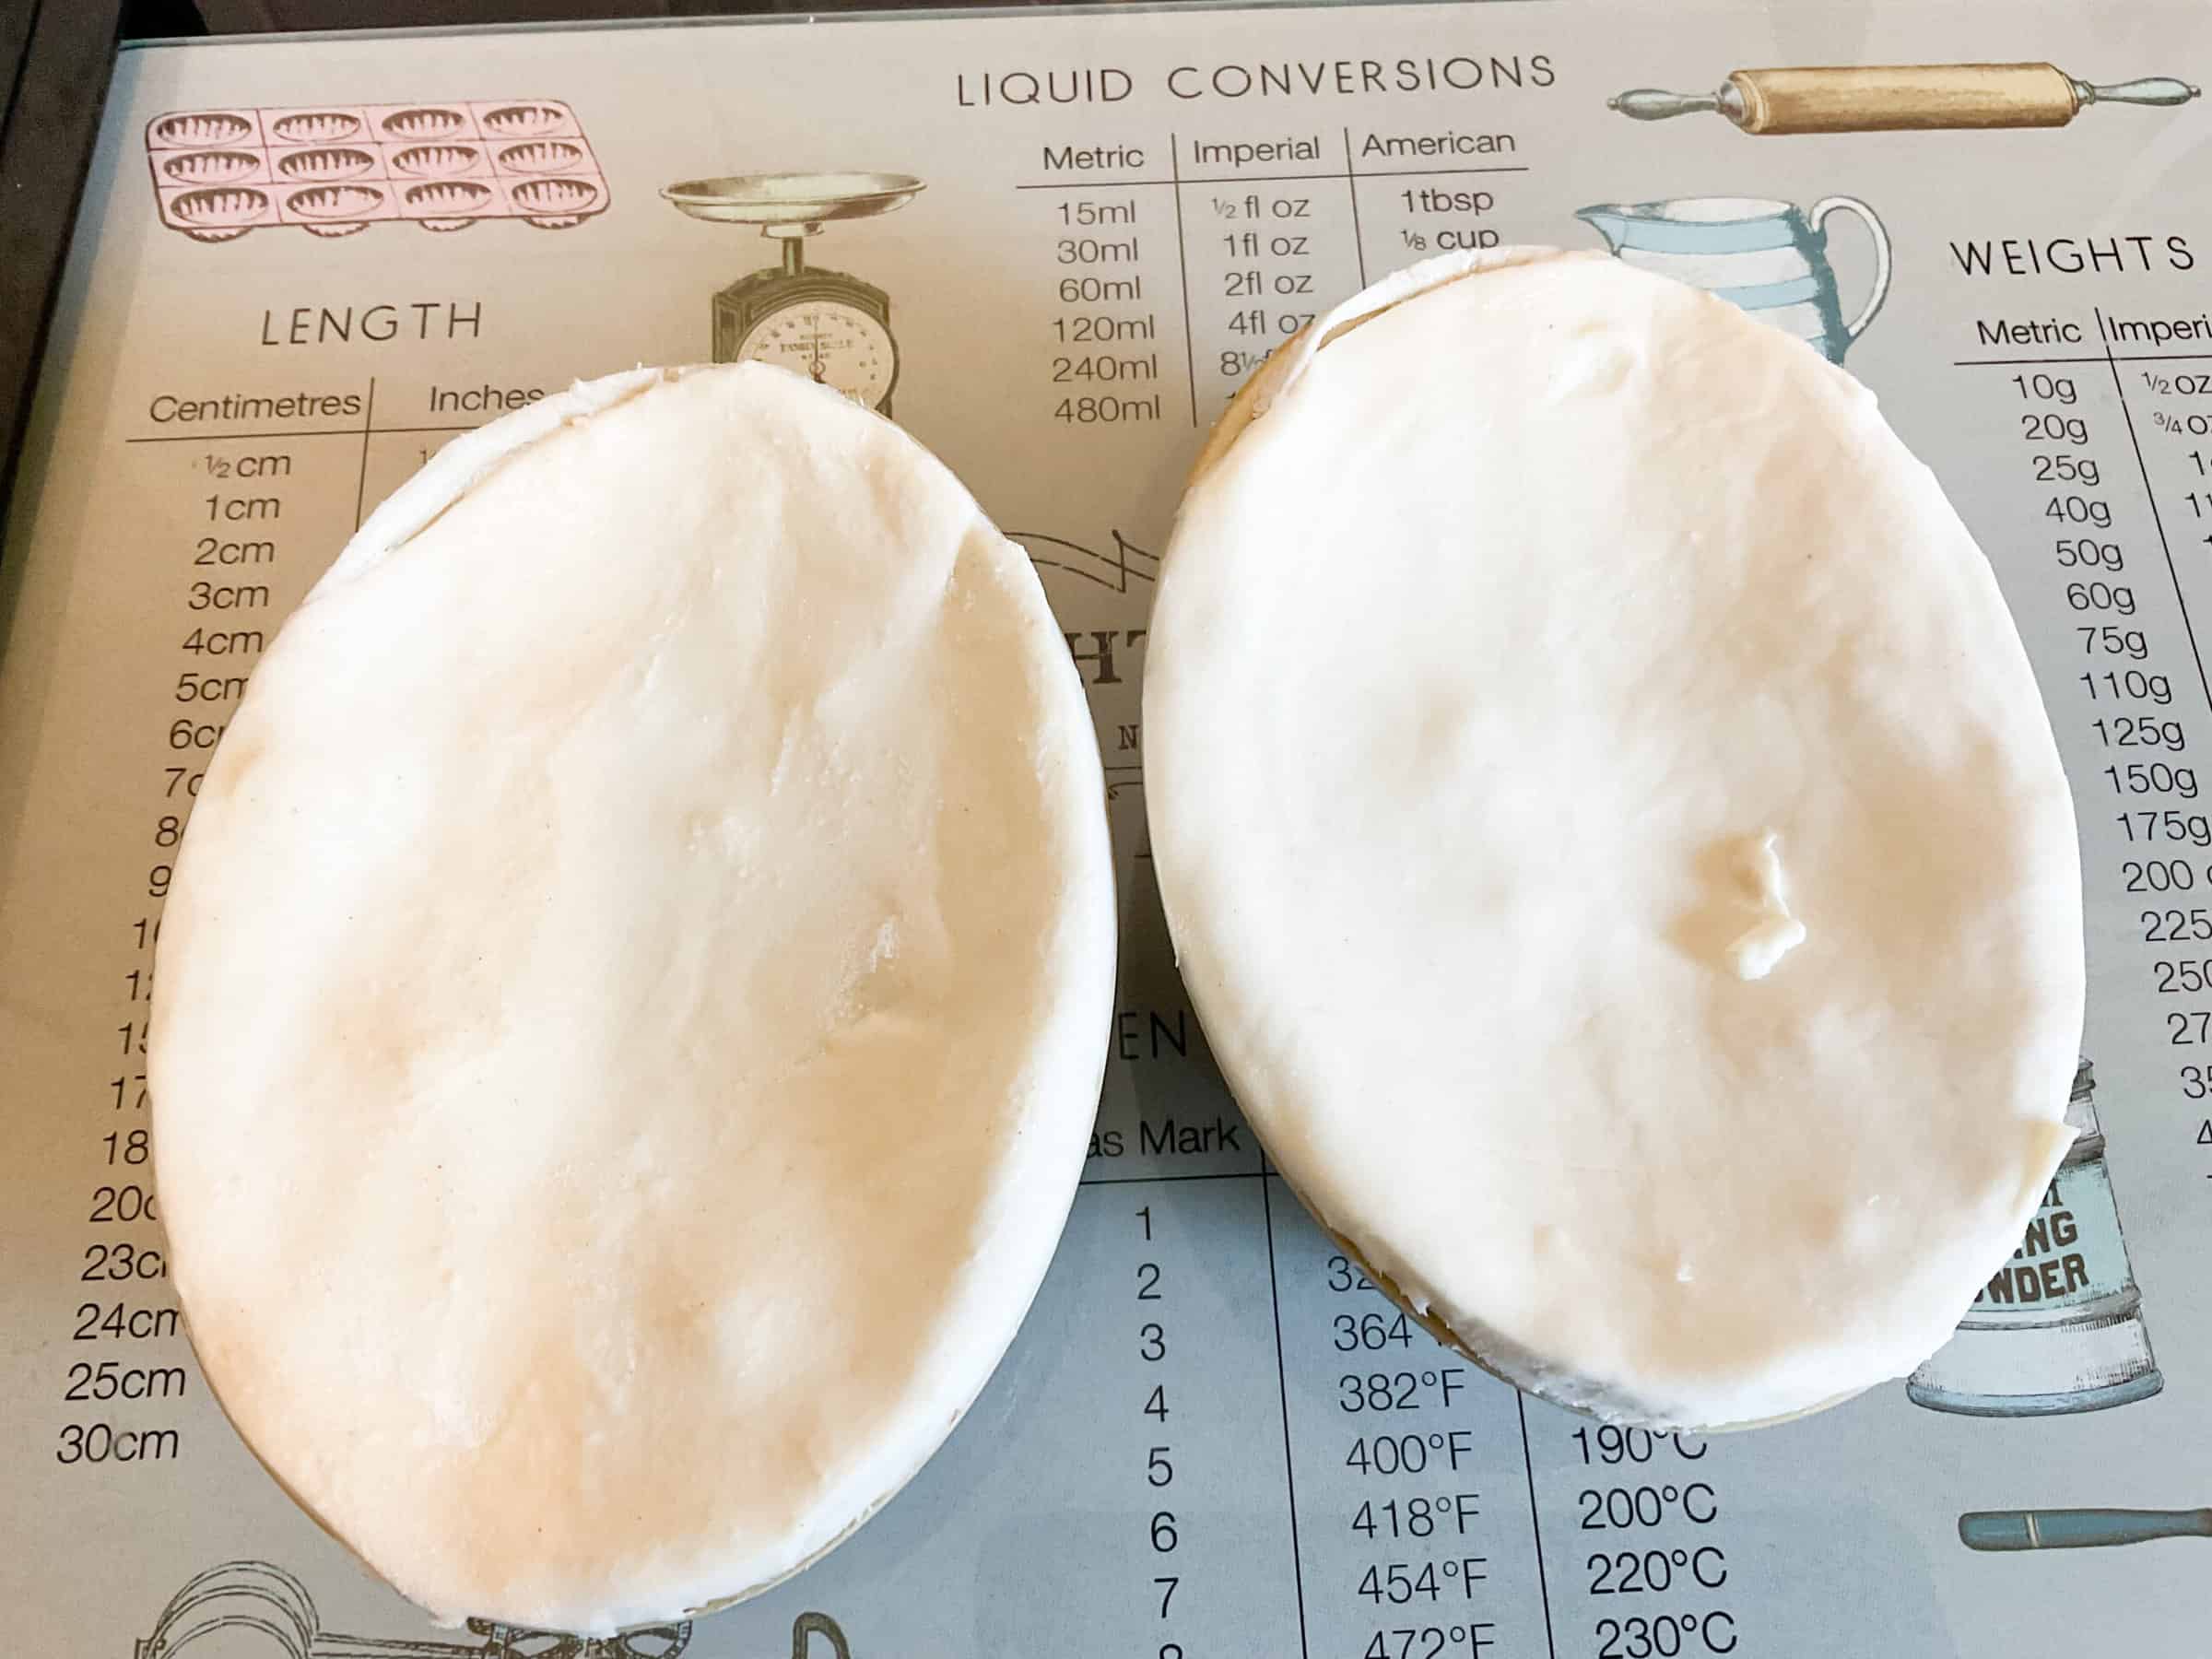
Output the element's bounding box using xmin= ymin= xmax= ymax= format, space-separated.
xmin=1020 ymin=157 xmax=1180 ymax=436
xmin=1267 ymin=1193 xmax=1556 ymax=1659
xmin=1523 ymin=1406 xmax=1733 ymax=1659
xmin=1346 ymin=123 xmax=1526 ymax=274
xmin=2095 ymin=327 xmax=2212 ymax=1182
xmin=1948 ymin=320 xmax=2204 ymax=1335
xmin=1021 ymin=1171 xmax=1302 ymax=1655
xmin=1173 ymin=132 xmax=1364 ymax=414
xmin=65 ymin=397 xmax=369 ymax=1481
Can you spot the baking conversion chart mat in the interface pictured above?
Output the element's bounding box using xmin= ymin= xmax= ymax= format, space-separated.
xmin=8 ymin=2 xmax=2212 ymax=1654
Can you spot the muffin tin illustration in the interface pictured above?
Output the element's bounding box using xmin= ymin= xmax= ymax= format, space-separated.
xmin=147 ymin=100 xmax=608 ymax=241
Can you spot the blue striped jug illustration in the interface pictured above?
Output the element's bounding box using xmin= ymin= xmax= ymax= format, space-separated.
xmin=1575 ymin=195 xmax=1890 ymax=363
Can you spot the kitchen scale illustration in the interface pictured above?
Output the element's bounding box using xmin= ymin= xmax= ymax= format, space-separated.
xmin=133 ymin=1559 xmax=856 ymax=1657
xmin=664 ymin=172 xmax=924 ymax=415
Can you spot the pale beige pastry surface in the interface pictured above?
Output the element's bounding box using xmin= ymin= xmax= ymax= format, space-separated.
xmin=150 ymin=363 xmax=1115 ymax=1631
xmin=1146 ymin=250 xmax=2084 ymax=1429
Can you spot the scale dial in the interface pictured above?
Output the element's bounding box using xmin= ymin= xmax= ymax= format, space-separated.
xmin=737 ymin=300 xmax=897 ymax=410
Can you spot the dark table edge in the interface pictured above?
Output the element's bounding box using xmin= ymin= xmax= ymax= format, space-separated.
xmin=0 ymin=0 xmax=125 ymax=539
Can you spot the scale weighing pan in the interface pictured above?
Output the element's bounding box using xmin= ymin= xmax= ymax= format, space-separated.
xmin=661 ymin=171 xmax=925 ymax=233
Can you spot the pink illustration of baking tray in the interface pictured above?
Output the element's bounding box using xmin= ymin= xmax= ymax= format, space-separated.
xmin=146 ymin=101 xmax=609 ymax=241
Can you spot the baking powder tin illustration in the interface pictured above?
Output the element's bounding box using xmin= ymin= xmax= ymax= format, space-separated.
xmin=1909 ymin=1057 xmax=2163 ymax=1417
xmin=147 ymin=102 xmax=608 ymax=241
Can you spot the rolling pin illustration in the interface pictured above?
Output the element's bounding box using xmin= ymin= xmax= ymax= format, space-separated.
xmin=1960 ymin=1508 xmax=2212 ymax=1552
xmin=1611 ymin=65 xmax=2198 ymax=133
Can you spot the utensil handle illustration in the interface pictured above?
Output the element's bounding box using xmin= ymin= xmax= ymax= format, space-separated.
xmin=1806 ymin=196 xmax=1890 ymax=345
xmin=1959 ymin=1507 xmax=2212 ymax=1551
xmin=1610 ymin=65 xmax=2200 ymax=132
xmin=2075 ymin=76 xmax=2202 ymax=108
xmin=1607 ymin=88 xmax=1723 ymax=121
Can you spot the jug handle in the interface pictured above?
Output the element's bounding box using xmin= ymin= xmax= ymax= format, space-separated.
xmin=1808 ymin=196 xmax=1890 ymax=345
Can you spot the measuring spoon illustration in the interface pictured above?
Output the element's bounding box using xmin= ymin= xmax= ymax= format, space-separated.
xmin=135 ymin=1562 xmax=691 ymax=1658
xmin=133 ymin=1559 xmax=857 ymax=1658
